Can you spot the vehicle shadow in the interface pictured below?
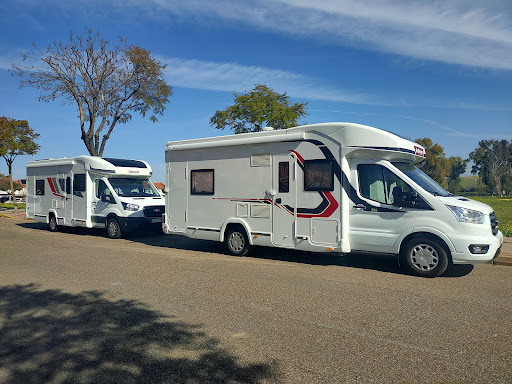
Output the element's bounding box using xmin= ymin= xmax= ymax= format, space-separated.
xmin=0 ymin=284 xmax=279 ymax=384
xmin=129 ymin=232 xmax=474 ymax=278
xmin=17 ymin=222 xmax=474 ymax=278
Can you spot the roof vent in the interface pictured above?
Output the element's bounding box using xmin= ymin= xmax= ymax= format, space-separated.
xmin=262 ymin=126 xmax=274 ymax=131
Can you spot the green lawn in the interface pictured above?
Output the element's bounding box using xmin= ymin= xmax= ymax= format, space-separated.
xmin=0 ymin=202 xmax=26 ymax=210
xmin=459 ymin=175 xmax=480 ymax=190
xmin=469 ymin=196 xmax=512 ymax=237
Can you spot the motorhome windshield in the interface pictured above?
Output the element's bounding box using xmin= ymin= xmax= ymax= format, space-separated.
xmin=108 ymin=178 xmax=159 ymax=197
xmin=392 ymin=162 xmax=451 ymax=197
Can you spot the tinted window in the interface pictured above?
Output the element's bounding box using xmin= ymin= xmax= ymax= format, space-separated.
xmin=358 ymin=164 xmax=412 ymax=204
xmin=96 ymin=179 xmax=114 ymax=202
xmin=279 ymin=162 xmax=289 ymax=193
xmin=36 ymin=180 xmax=45 ymax=195
xmin=103 ymin=158 xmax=147 ymax=168
xmin=74 ymin=174 xmax=86 ymax=192
xmin=191 ymin=169 xmax=214 ymax=195
xmin=304 ymin=160 xmax=333 ymax=191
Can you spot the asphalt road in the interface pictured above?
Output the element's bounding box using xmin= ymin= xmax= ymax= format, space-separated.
xmin=0 ymin=218 xmax=511 ymax=384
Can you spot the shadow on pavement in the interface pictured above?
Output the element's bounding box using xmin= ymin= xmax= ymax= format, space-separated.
xmin=16 ymin=222 xmax=474 ymax=278
xmin=0 ymin=284 xmax=279 ymax=383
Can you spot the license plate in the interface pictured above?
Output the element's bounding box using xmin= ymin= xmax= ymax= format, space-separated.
xmin=150 ymin=217 xmax=162 ymax=223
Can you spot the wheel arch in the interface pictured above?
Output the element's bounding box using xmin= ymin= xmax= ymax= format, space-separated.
xmin=400 ymin=232 xmax=453 ymax=263
xmin=220 ymin=219 xmax=252 ymax=245
xmin=47 ymin=209 xmax=58 ymax=224
xmin=105 ymin=212 xmax=119 ymax=224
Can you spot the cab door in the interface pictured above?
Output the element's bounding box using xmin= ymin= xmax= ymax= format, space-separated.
xmin=272 ymin=154 xmax=297 ymax=247
xmin=93 ymin=179 xmax=114 ymax=226
xmin=349 ymin=161 xmax=415 ymax=254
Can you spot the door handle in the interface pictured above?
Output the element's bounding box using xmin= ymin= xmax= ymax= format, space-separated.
xmin=354 ymin=204 xmax=366 ymax=210
xmin=275 ymin=198 xmax=282 ymax=204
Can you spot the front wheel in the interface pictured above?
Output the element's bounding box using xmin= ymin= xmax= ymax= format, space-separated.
xmin=48 ymin=215 xmax=58 ymax=232
xmin=106 ymin=218 xmax=122 ymax=239
xmin=225 ymin=227 xmax=250 ymax=256
xmin=401 ymin=237 xmax=449 ymax=278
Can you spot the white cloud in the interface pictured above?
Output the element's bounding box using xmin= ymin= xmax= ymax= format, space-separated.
xmin=161 ymin=57 xmax=373 ymax=104
xmin=7 ymin=0 xmax=512 ymax=69
xmin=137 ymin=0 xmax=512 ymax=70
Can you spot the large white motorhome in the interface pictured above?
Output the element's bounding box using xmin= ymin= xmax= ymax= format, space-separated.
xmin=26 ymin=156 xmax=164 ymax=238
xmin=163 ymin=122 xmax=503 ymax=277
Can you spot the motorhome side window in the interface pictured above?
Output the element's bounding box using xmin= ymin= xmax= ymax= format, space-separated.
xmin=304 ymin=159 xmax=334 ymax=191
xmin=191 ymin=169 xmax=214 ymax=195
xmin=279 ymin=162 xmax=289 ymax=193
xmin=66 ymin=177 xmax=71 ymax=194
xmin=73 ymin=174 xmax=86 ymax=196
xmin=35 ymin=179 xmax=45 ymax=195
xmin=358 ymin=164 xmax=412 ymax=205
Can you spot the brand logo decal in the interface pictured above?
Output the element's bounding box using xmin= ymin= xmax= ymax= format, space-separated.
xmin=128 ymin=170 xmax=140 ymax=174
xmin=414 ymin=146 xmax=425 ymax=157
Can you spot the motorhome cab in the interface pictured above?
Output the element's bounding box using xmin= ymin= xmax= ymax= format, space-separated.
xmin=163 ymin=123 xmax=503 ymax=277
xmin=26 ymin=156 xmax=164 ymax=238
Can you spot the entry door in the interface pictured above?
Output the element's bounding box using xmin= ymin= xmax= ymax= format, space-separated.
xmin=71 ymin=173 xmax=87 ymax=224
xmin=64 ymin=174 xmax=73 ymax=225
xmin=272 ymin=154 xmax=297 ymax=247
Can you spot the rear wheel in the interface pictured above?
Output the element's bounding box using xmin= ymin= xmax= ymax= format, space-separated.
xmin=48 ymin=215 xmax=58 ymax=232
xmin=225 ymin=227 xmax=250 ymax=256
xmin=106 ymin=218 xmax=122 ymax=239
xmin=401 ymin=237 xmax=449 ymax=278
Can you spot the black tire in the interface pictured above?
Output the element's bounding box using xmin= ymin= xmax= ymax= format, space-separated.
xmin=106 ymin=217 xmax=122 ymax=239
xmin=48 ymin=215 xmax=58 ymax=232
xmin=225 ymin=227 xmax=250 ymax=256
xmin=401 ymin=237 xmax=449 ymax=278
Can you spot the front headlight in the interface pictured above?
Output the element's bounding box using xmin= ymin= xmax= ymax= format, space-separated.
xmin=446 ymin=205 xmax=484 ymax=224
xmin=122 ymin=202 xmax=140 ymax=211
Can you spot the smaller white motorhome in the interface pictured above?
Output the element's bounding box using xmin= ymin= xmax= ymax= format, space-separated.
xmin=163 ymin=122 xmax=503 ymax=277
xmin=26 ymin=156 xmax=164 ymax=238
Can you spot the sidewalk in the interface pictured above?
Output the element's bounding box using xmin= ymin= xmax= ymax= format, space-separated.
xmin=1 ymin=208 xmax=511 ymax=266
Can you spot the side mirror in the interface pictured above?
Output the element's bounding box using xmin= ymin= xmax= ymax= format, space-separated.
xmin=163 ymin=187 xmax=169 ymax=194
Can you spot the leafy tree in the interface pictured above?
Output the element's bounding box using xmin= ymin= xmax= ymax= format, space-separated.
xmin=469 ymin=140 xmax=511 ymax=195
xmin=0 ymin=177 xmax=21 ymax=192
xmin=12 ymin=30 xmax=172 ymax=156
xmin=446 ymin=156 xmax=468 ymax=193
xmin=415 ymin=138 xmax=451 ymax=188
xmin=0 ymin=117 xmax=40 ymax=212
xmin=210 ymin=84 xmax=308 ymax=134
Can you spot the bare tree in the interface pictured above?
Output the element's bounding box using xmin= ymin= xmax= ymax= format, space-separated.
xmin=12 ymin=30 xmax=172 ymax=156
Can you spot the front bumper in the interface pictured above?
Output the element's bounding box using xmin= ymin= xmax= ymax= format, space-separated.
xmin=450 ymin=230 xmax=503 ymax=264
xmin=118 ymin=216 xmax=163 ymax=233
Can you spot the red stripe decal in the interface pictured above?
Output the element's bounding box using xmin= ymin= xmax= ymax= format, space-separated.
xmin=47 ymin=178 xmax=66 ymax=198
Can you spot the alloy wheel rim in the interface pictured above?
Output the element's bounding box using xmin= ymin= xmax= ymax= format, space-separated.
xmin=108 ymin=222 xmax=118 ymax=236
xmin=410 ymin=244 xmax=439 ymax=271
xmin=229 ymin=232 xmax=244 ymax=252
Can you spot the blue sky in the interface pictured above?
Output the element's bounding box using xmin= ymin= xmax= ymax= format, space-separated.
xmin=1 ymin=0 xmax=511 ymax=182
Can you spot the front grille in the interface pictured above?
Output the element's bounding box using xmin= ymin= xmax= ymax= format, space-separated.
xmin=143 ymin=205 xmax=165 ymax=218
xmin=490 ymin=212 xmax=499 ymax=236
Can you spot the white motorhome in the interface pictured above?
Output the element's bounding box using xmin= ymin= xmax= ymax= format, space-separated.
xmin=26 ymin=156 xmax=164 ymax=238
xmin=163 ymin=123 xmax=503 ymax=277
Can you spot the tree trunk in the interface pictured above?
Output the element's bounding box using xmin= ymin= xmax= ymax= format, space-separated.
xmin=8 ymin=162 xmax=18 ymax=213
